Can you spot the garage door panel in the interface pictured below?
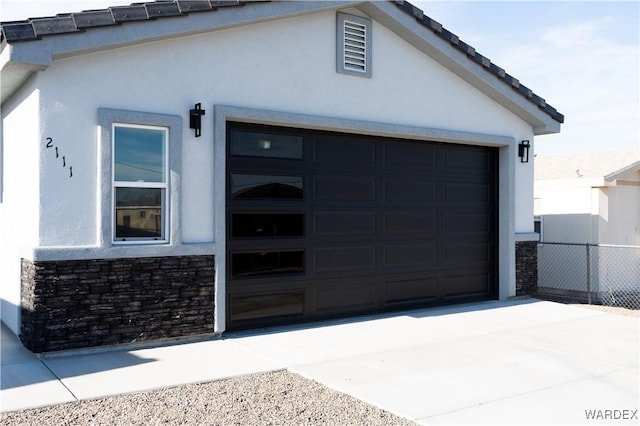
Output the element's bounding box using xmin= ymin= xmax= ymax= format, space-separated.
xmin=383 ymin=141 xmax=437 ymax=169
xmin=385 ymin=277 xmax=437 ymax=303
xmin=383 ymin=178 xmax=437 ymax=203
xmin=443 ymin=147 xmax=490 ymax=171
xmin=383 ymin=243 xmax=436 ymax=270
xmin=313 ymin=211 xmax=376 ymax=237
xmin=315 ymin=282 xmax=377 ymax=312
xmin=443 ymin=241 xmax=490 ymax=265
xmin=442 ymin=273 xmax=490 ymax=296
xmin=443 ymin=181 xmax=489 ymax=202
xmin=313 ymin=246 xmax=376 ymax=273
xmin=383 ymin=211 xmax=437 ymax=235
xmin=313 ymin=135 xmax=376 ymax=167
xmin=314 ymin=175 xmax=376 ymax=202
xmin=444 ymin=212 xmax=489 ymax=233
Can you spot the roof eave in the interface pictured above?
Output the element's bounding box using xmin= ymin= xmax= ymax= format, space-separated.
xmin=359 ymin=1 xmax=562 ymax=135
xmin=1 ymin=44 xmax=50 ymax=104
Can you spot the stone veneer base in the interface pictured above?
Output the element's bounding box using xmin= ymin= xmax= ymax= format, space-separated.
xmin=515 ymin=241 xmax=538 ymax=296
xmin=20 ymin=255 xmax=214 ymax=353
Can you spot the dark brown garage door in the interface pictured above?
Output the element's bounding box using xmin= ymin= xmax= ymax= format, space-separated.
xmin=226 ymin=122 xmax=498 ymax=329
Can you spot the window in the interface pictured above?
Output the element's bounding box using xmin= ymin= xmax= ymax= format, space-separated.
xmin=231 ymin=174 xmax=303 ymax=199
xmin=231 ymin=213 xmax=304 ymax=238
xmin=113 ymin=124 xmax=168 ymax=242
xmin=230 ymin=292 xmax=304 ymax=321
xmin=229 ymin=129 xmax=303 ymax=159
xmin=231 ymin=250 xmax=304 ymax=277
xmin=98 ymin=108 xmax=182 ymax=247
xmin=336 ymin=12 xmax=372 ymax=78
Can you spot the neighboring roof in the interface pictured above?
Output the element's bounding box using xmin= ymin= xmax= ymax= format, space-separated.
xmin=535 ymin=149 xmax=640 ymax=181
xmin=0 ymin=0 xmax=564 ymax=131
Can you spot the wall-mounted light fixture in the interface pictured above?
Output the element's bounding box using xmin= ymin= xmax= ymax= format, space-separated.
xmin=518 ymin=140 xmax=530 ymax=163
xmin=189 ymin=103 xmax=206 ymax=137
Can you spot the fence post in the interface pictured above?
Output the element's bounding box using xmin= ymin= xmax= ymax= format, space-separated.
xmin=586 ymin=244 xmax=591 ymax=305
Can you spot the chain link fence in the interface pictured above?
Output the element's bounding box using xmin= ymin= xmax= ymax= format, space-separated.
xmin=537 ymin=242 xmax=640 ymax=310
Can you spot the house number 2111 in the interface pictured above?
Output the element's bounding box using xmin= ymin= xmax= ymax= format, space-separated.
xmin=45 ymin=137 xmax=73 ymax=178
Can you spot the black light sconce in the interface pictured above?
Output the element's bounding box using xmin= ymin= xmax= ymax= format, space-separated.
xmin=518 ymin=140 xmax=530 ymax=163
xmin=189 ymin=103 xmax=206 ymax=137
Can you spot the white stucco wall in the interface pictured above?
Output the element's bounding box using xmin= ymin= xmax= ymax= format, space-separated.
xmin=1 ymin=7 xmax=543 ymax=330
xmin=0 ymin=81 xmax=41 ymax=333
xmin=32 ymin=10 xmax=533 ymax=248
xmin=601 ymin=181 xmax=640 ymax=245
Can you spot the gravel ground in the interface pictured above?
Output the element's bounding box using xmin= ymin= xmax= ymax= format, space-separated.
xmin=570 ymin=303 xmax=640 ymax=317
xmin=0 ymin=370 xmax=417 ymax=426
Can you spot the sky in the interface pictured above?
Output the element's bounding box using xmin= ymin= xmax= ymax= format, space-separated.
xmin=1 ymin=0 xmax=638 ymax=157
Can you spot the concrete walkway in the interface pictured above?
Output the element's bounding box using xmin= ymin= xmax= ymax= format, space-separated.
xmin=1 ymin=299 xmax=638 ymax=425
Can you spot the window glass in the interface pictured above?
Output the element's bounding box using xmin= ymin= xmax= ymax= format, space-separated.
xmin=113 ymin=124 xmax=168 ymax=242
xmin=232 ymin=250 xmax=304 ymax=277
xmin=115 ymin=188 xmax=164 ymax=239
xmin=114 ymin=126 xmax=166 ymax=182
xmin=230 ymin=130 xmax=303 ymax=159
xmin=232 ymin=213 xmax=304 ymax=238
xmin=232 ymin=174 xmax=303 ymax=199
xmin=231 ymin=293 xmax=304 ymax=321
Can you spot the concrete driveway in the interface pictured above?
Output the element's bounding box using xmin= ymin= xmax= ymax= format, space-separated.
xmin=2 ymin=299 xmax=638 ymax=424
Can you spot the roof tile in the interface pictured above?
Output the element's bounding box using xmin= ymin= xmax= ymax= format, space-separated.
xmin=1 ymin=22 xmax=37 ymax=42
xmin=145 ymin=2 xmax=182 ymax=18
xmin=412 ymin=6 xmax=423 ymax=20
xmin=31 ymin=16 xmax=78 ymax=37
xmin=110 ymin=5 xmax=149 ymax=22
xmin=427 ymin=18 xmax=442 ymax=33
xmin=211 ymin=1 xmax=245 ymax=7
xmin=176 ymin=1 xmax=215 ymax=13
xmin=73 ymin=10 xmax=116 ymax=29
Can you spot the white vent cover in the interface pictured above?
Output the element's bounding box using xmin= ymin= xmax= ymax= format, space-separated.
xmin=343 ymin=20 xmax=367 ymax=73
xmin=337 ymin=13 xmax=371 ymax=77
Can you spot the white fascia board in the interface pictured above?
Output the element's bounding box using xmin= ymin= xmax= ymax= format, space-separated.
xmin=358 ymin=1 xmax=561 ymax=135
xmin=1 ymin=1 xmax=362 ymax=104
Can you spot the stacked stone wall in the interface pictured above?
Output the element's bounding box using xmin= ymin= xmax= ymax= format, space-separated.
xmin=516 ymin=241 xmax=537 ymax=296
xmin=20 ymin=255 xmax=215 ymax=352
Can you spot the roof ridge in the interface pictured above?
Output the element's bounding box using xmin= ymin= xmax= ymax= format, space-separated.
xmin=0 ymin=0 xmax=564 ymax=124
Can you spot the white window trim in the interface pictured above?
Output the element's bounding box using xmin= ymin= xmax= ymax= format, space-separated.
xmin=336 ymin=12 xmax=372 ymax=78
xmin=112 ymin=123 xmax=169 ymax=244
xmin=98 ymin=108 xmax=182 ymax=249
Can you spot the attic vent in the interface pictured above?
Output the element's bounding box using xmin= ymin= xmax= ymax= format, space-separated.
xmin=337 ymin=13 xmax=372 ymax=78
xmin=344 ymin=20 xmax=367 ymax=72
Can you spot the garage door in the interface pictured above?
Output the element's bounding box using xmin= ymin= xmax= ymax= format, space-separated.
xmin=226 ymin=122 xmax=498 ymax=330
